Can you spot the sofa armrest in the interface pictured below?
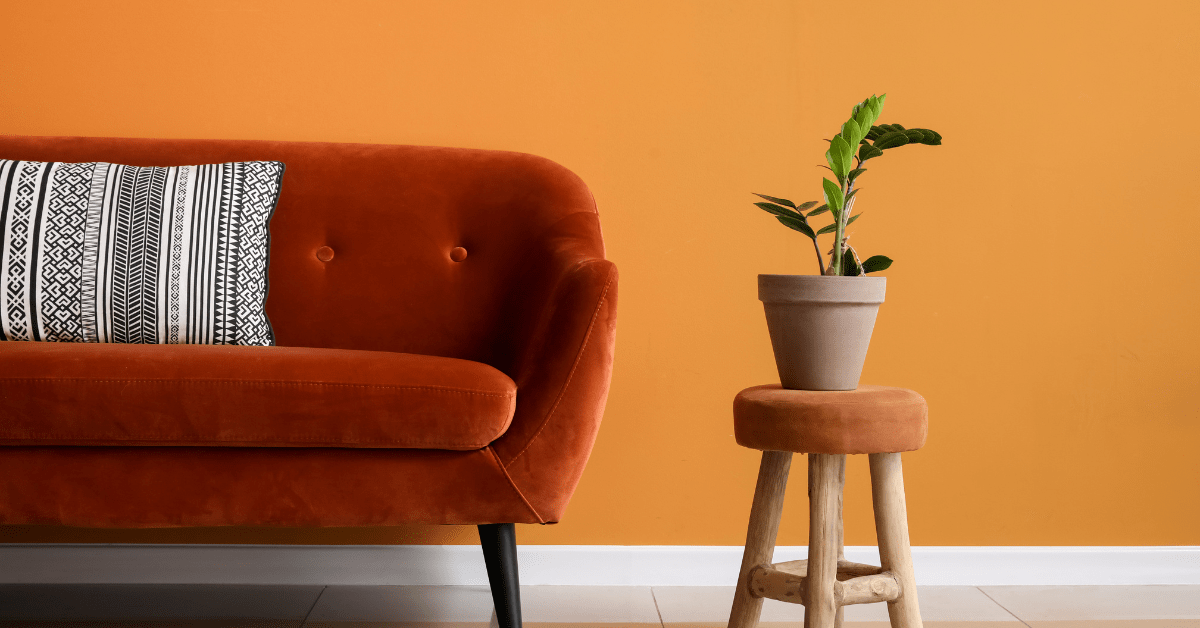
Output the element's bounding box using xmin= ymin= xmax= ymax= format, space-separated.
xmin=489 ymin=213 xmax=618 ymax=523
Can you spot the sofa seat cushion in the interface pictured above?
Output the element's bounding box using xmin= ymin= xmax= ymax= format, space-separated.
xmin=0 ymin=343 xmax=516 ymax=450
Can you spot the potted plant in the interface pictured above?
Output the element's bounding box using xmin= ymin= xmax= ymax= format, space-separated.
xmin=753 ymin=94 xmax=941 ymax=390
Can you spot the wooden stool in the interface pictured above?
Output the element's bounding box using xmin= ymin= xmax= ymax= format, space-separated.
xmin=727 ymin=384 xmax=929 ymax=628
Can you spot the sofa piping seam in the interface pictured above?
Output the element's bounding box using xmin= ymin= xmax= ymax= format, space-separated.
xmin=0 ymin=379 xmax=514 ymax=397
xmin=503 ymin=263 xmax=614 ymax=467
xmin=486 ymin=445 xmax=545 ymax=524
xmin=0 ymin=433 xmax=499 ymax=448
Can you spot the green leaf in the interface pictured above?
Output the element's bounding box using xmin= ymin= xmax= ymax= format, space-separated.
xmin=775 ymin=215 xmax=816 ymax=239
xmin=796 ymin=200 xmax=820 ymax=212
xmin=847 ymin=168 xmax=867 ymax=186
xmin=815 ymin=222 xmax=838 ymax=235
xmin=852 ymin=96 xmax=875 ymax=120
xmin=838 ymin=134 xmax=855 ymax=173
xmin=872 ymin=127 xmax=942 ymax=149
xmin=907 ymin=128 xmax=942 ymax=145
xmin=845 ymin=188 xmax=861 ymax=203
xmin=841 ymin=119 xmax=862 ymax=146
xmin=861 ymin=255 xmax=893 ymax=273
xmin=858 ymin=143 xmax=884 ymax=161
xmin=835 ymin=135 xmax=854 ymax=177
xmin=868 ymin=96 xmax=883 ymax=125
xmin=846 ymin=212 xmax=862 ymax=226
xmin=822 ymin=178 xmax=844 ymax=218
xmin=865 ymin=126 xmax=883 ymax=141
xmin=805 ymin=203 xmax=829 ymax=217
xmin=842 ymin=255 xmax=862 ymax=276
xmin=754 ymin=201 xmax=802 ymax=219
xmin=874 ymin=130 xmax=911 ymax=149
xmin=870 ymin=124 xmax=903 ymax=138
xmin=754 ymin=193 xmax=796 ymax=208
xmin=828 ymin=135 xmax=852 ymax=181
xmin=825 ymin=149 xmax=840 ymax=180
xmin=855 ymin=106 xmax=874 ymax=133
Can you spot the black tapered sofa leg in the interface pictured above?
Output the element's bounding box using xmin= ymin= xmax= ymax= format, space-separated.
xmin=479 ymin=523 xmax=523 ymax=628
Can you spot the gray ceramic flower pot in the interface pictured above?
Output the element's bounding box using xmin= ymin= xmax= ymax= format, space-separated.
xmin=758 ymin=274 xmax=886 ymax=391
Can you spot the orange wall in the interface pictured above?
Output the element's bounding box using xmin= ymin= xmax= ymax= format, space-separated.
xmin=1 ymin=1 xmax=1197 ymax=547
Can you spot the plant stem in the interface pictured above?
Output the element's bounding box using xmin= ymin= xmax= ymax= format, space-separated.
xmin=812 ymin=236 xmax=826 ymax=275
xmin=829 ymin=157 xmax=863 ymax=275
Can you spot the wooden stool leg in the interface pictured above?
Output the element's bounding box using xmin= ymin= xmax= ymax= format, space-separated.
xmin=808 ymin=454 xmax=846 ymax=628
xmin=728 ymin=450 xmax=793 ymax=628
xmin=804 ymin=453 xmax=845 ymax=628
xmin=869 ymin=453 xmax=923 ymax=628
xmin=833 ymin=459 xmax=846 ymax=628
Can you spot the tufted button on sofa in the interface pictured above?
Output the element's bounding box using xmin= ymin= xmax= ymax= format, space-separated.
xmin=0 ymin=136 xmax=619 ymax=628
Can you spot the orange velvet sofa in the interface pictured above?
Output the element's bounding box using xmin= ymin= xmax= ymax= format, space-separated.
xmin=0 ymin=135 xmax=619 ymax=627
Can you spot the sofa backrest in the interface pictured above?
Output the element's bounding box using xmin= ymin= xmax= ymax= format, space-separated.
xmin=0 ymin=136 xmax=604 ymax=365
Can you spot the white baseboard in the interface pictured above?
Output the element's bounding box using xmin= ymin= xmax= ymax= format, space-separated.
xmin=1 ymin=544 xmax=1196 ymax=586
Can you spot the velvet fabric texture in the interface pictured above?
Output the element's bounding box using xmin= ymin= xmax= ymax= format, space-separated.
xmin=0 ymin=135 xmax=619 ymax=526
xmin=734 ymin=385 xmax=927 ymax=455
xmin=0 ymin=343 xmax=516 ymax=450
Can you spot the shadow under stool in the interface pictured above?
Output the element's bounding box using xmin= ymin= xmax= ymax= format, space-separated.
xmin=727 ymin=384 xmax=930 ymax=628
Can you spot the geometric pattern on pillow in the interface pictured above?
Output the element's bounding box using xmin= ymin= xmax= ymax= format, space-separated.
xmin=0 ymin=159 xmax=285 ymax=346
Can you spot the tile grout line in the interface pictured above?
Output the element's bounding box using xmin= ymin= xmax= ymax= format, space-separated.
xmin=650 ymin=587 xmax=666 ymax=628
xmin=976 ymin=586 xmax=1032 ymax=628
xmin=299 ymin=585 xmax=327 ymax=627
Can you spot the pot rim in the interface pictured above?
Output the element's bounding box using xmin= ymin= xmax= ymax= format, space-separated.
xmin=758 ymin=273 xmax=886 ymax=304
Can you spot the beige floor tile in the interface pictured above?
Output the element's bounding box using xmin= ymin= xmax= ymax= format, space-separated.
xmin=305 ymin=624 xmax=660 ymax=628
xmin=651 ymin=585 xmax=1019 ymax=623
xmin=303 ymin=623 xmax=486 ymax=628
xmin=522 ymin=586 xmax=661 ymax=623
xmin=1027 ymin=622 xmax=1200 ymax=628
xmin=0 ymin=584 xmax=317 ymax=624
xmin=841 ymin=624 xmax=1026 ymax=628
xmin=980 ymin=585 xmax=1200 ymax=621
xmin=304 ymin=624 xmax=481 ymax=628
xmin=662 ymin=623 xmax=1024 ymax=628
xmin=651 ymin=586 xmax=801 ymax=623
xmin=842 ymin=587 xmax=1020 ymax=622
xmin=915 ymin=587 xmax=1025 ymax=622
xmin=904 ymin=624 xmax=1027 ymax=628
xmin=524 ymin=624 xmax=663 ymax=628
xmin=306 ymin=585 xmax=661 ymax=625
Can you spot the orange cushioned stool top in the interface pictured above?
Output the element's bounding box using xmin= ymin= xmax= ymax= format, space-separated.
xmin=734 ymin=384 xmax=928 ymax=454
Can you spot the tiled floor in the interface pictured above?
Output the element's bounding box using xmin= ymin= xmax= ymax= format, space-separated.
xmin=0 ymin=584 xmax=1197 ymax=627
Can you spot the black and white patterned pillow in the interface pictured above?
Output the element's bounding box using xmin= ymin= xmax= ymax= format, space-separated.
xmin=0 ymin=159 xmax=284 ymax=346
